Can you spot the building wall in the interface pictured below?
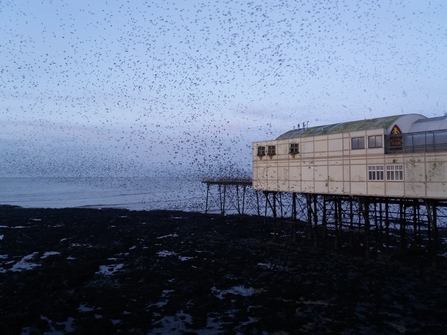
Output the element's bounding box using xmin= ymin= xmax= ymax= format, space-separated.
xmin=252 ymin=129 xmax=447 ymax=199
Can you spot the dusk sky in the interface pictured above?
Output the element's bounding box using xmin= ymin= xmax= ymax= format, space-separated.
xmin=1 ymin=0 xmax=446 ymax=178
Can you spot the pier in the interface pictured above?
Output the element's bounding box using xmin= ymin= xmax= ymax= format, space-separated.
xmin=202 ymin=178 xmax=257 ymax=216
xmin=202 ymin=178 xmax=447 ymax=263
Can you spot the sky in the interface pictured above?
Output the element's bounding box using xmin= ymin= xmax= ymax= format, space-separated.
xmin=1 ymin=0 xmax=446 ymax=178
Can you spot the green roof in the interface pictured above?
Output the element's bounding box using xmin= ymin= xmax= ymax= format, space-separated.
xmin=276 ymin=115 xmax=402 ymax=140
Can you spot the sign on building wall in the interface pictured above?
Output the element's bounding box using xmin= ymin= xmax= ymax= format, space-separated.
xmin=389 ymin=124 xmax=403 ymax=149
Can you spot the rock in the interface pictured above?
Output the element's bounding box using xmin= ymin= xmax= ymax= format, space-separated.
xmin=0 ymin=206 xmax=446 ymax=334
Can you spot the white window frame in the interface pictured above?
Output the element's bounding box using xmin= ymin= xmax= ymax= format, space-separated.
xmin=368 ymin=165 xmax=384 ymax=181
xmin=386 ymin=165 xmax=404 ymax=181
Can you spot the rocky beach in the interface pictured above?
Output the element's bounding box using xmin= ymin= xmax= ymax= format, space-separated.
xmin=0 ymin=205 xmax=446 ymax=334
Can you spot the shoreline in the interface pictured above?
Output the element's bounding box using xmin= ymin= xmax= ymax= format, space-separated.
xmin=1 ymin=205 xmax=446 ymax=334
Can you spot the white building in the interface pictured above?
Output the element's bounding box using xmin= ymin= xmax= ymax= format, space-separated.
xmin=252 ymin=114 xmax=447 ymax=200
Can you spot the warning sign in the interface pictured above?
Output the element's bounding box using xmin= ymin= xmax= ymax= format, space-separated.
xmin=389 ymin=124 xmax=403 ymax=149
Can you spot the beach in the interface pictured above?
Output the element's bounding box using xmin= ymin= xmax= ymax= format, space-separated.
xmin=1 ymin=205 xmax=446 ymax=334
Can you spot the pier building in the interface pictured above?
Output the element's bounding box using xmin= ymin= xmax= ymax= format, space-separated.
xmin=251 ymin=114 xmax=447 ymax=260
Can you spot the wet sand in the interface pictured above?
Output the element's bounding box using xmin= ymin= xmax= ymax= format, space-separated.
xmin=0 ymin=205 xmax=446 ymax=334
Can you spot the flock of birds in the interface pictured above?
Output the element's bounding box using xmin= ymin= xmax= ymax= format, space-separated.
xmin=1 ymin=0 xmax=445 ymax=179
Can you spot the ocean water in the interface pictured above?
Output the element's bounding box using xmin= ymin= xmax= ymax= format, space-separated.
xmin=0 ymin=177 xmax=207 ymax=212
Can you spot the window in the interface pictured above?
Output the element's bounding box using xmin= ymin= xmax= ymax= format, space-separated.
xmin=351 ymin=137 xmax=365 ymax=149
xmin=368 ymin=135 xmax=382 ymax=148
xmin=386 ymin=165 xmax=404 ymax=181
xmin=289 ymin=143 xmax=299 ymax=154
xmin=257 ymin=146 xmax=265 ymax=157
xmin=267 ymin=145 xmax=276 ymax=156
xmin=368 ymin=165 xmax=384 ymax=181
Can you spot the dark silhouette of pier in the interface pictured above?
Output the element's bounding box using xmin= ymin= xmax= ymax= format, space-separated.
xmin=202 ymin=178 xmax=447 ymax=265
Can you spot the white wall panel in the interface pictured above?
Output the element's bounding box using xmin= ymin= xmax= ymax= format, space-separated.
xmin=405 ymin=182 xmax=425 ymax=198
xmin=253 ymin=130 xmax=447 ymax=199
xmin=427 ymin=182 xmax=447 ymax=198
xmin=351 ymin=182 xmax=367 ymax=195
xmin=368 ymin=182 xmax=385 ymax=196
xmin=405 ymin=159 xmax=425 ymax=182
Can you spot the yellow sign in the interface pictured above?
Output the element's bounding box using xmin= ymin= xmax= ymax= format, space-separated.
xmin=390 ymin=124 xmax=402 ymax=148
xmin=391 ymin=124 xmax=402 ymax=135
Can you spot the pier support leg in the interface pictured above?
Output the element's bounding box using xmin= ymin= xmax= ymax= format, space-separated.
xmin=338 ymin=198 xmax=343 ymax=235
xmin=399 ymin=200 xmax=406 ymax=252
xmin=359 ymin=197 xmax=371 ymax=260
xmin=235 ymin=185 xmax=240 ymax=215
xmin=378 ymin=201 xmax=383 ymax=252
xmin=292 ymin=193 xmax=297 ymax=242
xmin=279 ymin=192 xmax=284 ymax=218
xmin=385 ymin=198 xmax=390 ymax=254
xmin=273 ymin=192 xmax=277 ymax=242
xmin=334 ymin=197 xmax=340 ymax=249
xmin=412 ymin=199 xmax=418 ymax=250
xmin=242 ymin=185 xmax=246 ymax=216
xmin=205 ymin=183 xmax=210 ymax=214
xmin=306 ymin=194 xmax=312 ymax=241
xmin=256 ymin=191 xmax=261 ymax=218
xmin=264 ymin=192 xmax=268 ymax=225
xmin=349 ymin=198 xmax=354 ymax=247
xmin=322 ymin=196 xmax=327 ymax=239
xmin=264 ymin=191 xmax=278 ymax=242
xmin=313 ymin=195 xmax=318 ymax=247
xmin=218 ymin=184 xmax=225 ymax=215
xmin=425 ymin=199 xmax=439 ymax=268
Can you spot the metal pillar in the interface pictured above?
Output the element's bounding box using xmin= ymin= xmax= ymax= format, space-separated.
xmin=292 ymin=193 xmax=297 ymax=242
xmin=425 ymin=199 xmax=439 ymax=266
xmin=306 ymin=194 xmax=312 ymax=241
xmin=313 ymin=195 xmax=318 ymax=247
xmin=399 ymin=199 xmax=406 ymax=251
xmin=254 ymin=191 xmax=445 ymax=263
xmin=264 ymin=191 xmax=278 ymax=241
xmin=358 ymin=197 xmax=371 ymax=260
xmin=205 ymin=183 xmax=210 ymax=214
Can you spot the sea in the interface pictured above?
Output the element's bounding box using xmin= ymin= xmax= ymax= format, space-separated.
xmin=0 ymin=176 xmax=208 ymax=212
